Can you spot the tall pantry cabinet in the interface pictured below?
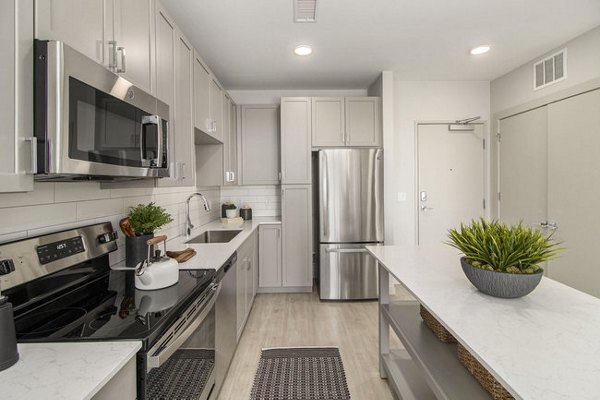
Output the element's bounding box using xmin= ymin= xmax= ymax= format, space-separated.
xmin=279 ymin=98 xmax=313 ymax=290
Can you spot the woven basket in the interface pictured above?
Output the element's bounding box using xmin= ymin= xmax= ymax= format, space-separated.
xmin=457 ymin=344 xmax=514 ymax=400
xmin=419 ymin=305 xmax=457 ymax=343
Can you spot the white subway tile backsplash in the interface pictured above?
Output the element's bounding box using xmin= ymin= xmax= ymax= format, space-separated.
xmin=55 ymin=182 xmax=111 ymax=203
xmin=27 ymin=218 xmax=98 ymax=237
xmin=0 ymin=231 xmax=28 ymax=244
xmin=0 ymin=203 xmax=77 ymax=235
xmin=0 ymin=181 xmax=220 ymax=265
xmin=0 ymin=183 xmax=55 ymax=208
xmin=76 ymin=198 xmax=124 ymax=220
xmin=221 ymin=185 xmax=281 ymax=217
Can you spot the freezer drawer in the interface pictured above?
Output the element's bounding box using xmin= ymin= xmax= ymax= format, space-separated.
xmin=319 ymin=244 xmax=379 ymax=300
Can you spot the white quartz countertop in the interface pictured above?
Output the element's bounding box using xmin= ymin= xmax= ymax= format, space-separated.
xmin=367 ymin=245 xmax=600 ymax=400
xmin=0 ymin=341 xmax=141 ymax=400
xmin=113 ymin=216 xmax=281 ymax=271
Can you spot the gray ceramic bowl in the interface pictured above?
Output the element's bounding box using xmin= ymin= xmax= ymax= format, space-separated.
xmin=460 ymin=257 xmax=543 ymax=298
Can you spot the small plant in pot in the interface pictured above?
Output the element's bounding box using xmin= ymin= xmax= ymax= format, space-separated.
xmin=125 ymin=203 xmax=173 ymax=268
xmin=447 ymin=218 xmax=562 ymax=298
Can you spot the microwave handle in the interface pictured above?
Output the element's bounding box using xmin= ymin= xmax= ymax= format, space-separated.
xmin=141 ymin=115 xmax=163 ymax=168
xmin=146 ymin=283 xmax=220 ymax=372
xmin=156 ymin=117 xmax=165 ymax=169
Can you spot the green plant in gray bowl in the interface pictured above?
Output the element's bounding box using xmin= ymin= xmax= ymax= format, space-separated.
xmin=447 ymin=218 xmax=563 ymax=298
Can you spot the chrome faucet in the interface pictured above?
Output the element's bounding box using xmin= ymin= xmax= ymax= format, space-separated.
xmin=186 ymin=192 xmax=211 ymax=236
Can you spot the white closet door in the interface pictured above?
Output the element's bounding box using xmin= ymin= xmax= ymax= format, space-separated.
xmin=547 ymin=89 xmax=600 ymax=297
xmin=499 ymin=107 xmax=548 ymax=227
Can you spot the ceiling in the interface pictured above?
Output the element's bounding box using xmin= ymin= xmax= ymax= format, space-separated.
xmin=161 ymin=0 xmax=600 ymax=90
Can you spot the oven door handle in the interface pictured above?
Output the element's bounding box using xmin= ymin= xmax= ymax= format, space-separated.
xmin=146 ymin=283 xmax=221 ymax=372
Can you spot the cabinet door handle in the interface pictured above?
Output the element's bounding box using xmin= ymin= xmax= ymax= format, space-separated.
xmin=116 ymin=46 xmax=126 ymax=73
xmin=25 ymin=137 xmax=37 ymax=174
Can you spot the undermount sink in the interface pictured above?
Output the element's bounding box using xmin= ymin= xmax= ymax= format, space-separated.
xmin=186 ymin=230 xmax=242 ymax=244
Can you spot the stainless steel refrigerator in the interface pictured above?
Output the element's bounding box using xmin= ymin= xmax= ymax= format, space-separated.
xmin=318 ymin=148 xmax=383 ymax=300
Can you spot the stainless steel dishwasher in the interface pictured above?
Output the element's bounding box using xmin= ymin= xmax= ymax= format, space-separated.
xmin=215 ymin=252 xmax=238 ymax=396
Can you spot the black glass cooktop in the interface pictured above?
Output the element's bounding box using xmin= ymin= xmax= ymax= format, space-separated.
xmin=4 ymin=255 xmax=215 ymax=349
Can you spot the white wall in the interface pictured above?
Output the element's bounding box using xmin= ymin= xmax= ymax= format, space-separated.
xmin=228 ymin=89 xmax=367 ymax=105
xmin=492 ymin=25 xmax=600 ymax=113
xmin=0 ymin=183 xmax=221 ymax=265
xmin=390 ymin=80 xmax=490 ymax=245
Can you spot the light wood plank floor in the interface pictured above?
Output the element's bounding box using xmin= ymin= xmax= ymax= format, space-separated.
xmin=217 ymin=291 xmax=397 ymax=400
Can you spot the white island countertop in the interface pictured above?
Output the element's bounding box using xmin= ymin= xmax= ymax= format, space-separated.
xmin=367 ymin=245 xmax=600 ymax=400
xmin=0 ymin=341 xmax=141 ymax=400
xmin=113 ymin=216 xmax=281 ymax=272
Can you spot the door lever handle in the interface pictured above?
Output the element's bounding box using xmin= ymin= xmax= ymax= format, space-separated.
xmin=420 ymin=205 xmax=434 ymax=211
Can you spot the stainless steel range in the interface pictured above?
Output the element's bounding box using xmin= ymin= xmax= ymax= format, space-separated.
xmin=0 ymin=223 xmax=225 ymax=400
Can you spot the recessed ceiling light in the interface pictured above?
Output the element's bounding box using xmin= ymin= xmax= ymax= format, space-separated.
xmin=470 ymin=45 xmax=490 ymax=55
xmin=294 ymin=45 xmax=313 ymax=56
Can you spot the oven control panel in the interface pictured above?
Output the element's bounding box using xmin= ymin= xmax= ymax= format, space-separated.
xmin=36 ymin=237 xmax=85 ymax=265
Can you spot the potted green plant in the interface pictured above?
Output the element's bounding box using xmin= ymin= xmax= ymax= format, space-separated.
xmin=447 ymin=218 xmax=562 ymax=298
xmin=125 ymin=203 xmax=173 ymax=268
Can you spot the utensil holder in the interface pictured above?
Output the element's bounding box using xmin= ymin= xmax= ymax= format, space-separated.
xmin=0 ymin=298 xmax=18 ymax=371
xmin=126 ymin=234 xmax=154 ymax=268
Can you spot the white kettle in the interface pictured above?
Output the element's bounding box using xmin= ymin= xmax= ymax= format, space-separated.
xmin=135 ymin=235 xmax=179 ymax=291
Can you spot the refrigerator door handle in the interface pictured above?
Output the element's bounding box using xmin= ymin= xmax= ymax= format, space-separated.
xmin=325 ymin=248 xmax=369 ymax=254
xmin=321 ymin=151 xmax=329 ymax=238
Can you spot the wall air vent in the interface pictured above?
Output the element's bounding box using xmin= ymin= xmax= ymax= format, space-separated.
xmin=294 ymin=0 xmax=317 ymax=22
xmin=533 ymin=48 xmax=567 ymax=90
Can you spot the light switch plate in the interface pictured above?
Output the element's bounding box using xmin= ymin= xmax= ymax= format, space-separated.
xmin=397 ymin=192 xmax=407 ymax=202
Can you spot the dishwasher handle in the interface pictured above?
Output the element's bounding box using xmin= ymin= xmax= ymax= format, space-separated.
xmin=146 ymin=282 xmax=221 ymax=372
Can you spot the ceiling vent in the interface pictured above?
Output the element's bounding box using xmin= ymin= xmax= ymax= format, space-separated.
xmin=294 ymin=0 xmax=317 ymax=22
xmin=533 ymin=49 xmax=567 ymax=90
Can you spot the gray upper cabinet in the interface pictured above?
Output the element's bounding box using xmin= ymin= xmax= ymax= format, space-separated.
xmin=112 ymin=0 xmax=154 ymax=94
xmin=281 ymin=185 xmax=313 ymax=288
xmin=345 ymin=97 xmax=381 ymax=147
xmin=281 ymin=98 xmax=312 ymax=184
xmin=36 ymin=0 xmax=154 ymax=93
xmin=312 ymin=97 xmax=345 ymax=147
xmin=209 ymin=79 xmax=224 ymax=142
xmin=35 ymin=0 xmax=108 ymax=66
xmin=194 ymin=54 xmax=212 ymax=136
xmin=223 ymin=96 xmax=238 ymax=186
xmin=311 ymin=96 xmax=382 ymax=148
xmin=0 ymin=0 xmax=34 ymax=193
xmin=240 ymin=105 xmax=280 ymax=185
xmin=154 ymin=4 xmax=175 ymax=186
xmin=158 ymin=28 xmax=195 ymax=187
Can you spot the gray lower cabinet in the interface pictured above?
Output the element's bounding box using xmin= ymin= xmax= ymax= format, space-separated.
xmin=91 ymin=357 xmax=136 ymax=400
xmin=281 ymin=185 xmax=313 ymax=288
xmin=215 ymin=259 xmax=237 ymax=395
xmin=240 ymin=105 xmax=280 ymax=185
xmin=1 ymin=0 xmax=34 ymax=193
xmin=236 ymin=230 xmax=257 ymax=339
xmin=258 ymin=224 xmax=282 ymax=288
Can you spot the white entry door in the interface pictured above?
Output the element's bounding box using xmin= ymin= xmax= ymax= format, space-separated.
xmin=417 ymin=123 xmax=485 ymax=245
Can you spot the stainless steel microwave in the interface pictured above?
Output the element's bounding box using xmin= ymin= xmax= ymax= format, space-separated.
xmin=34 ymin=40 xmax=169 ymax=181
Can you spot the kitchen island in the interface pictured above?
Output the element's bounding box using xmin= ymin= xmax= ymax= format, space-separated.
xmin=367 ymin=245 xmax=600 ymax=400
